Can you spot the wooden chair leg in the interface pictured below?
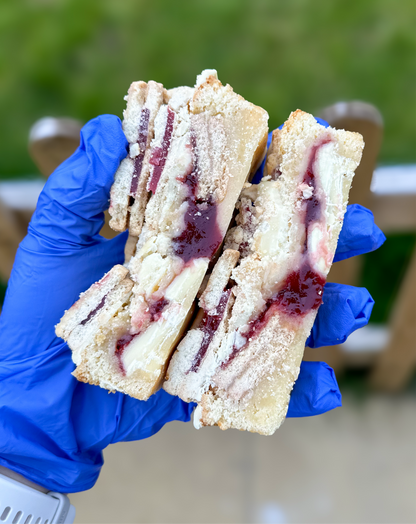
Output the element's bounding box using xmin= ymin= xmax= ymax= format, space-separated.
xmin=369 ymin=248 xmax=416 ymax=391
xmin=304 ymin=102 xmax=383 ymax=372
xmin=0 ymin=198 xmax=26 ymax=281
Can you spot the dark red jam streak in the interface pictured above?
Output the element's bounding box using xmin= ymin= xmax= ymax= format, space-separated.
xmin=302 ymin=139 xmax=330 ymax=252
xmin=130 ymin=108 xmax=150 ymax=195
xmin=222 ymin=139 xmax=331 ymax=368
xmin=222 ymin=261 xmax=326 ymax=368
xmin=80 ymin=295 xmax=107 ymax=326
xmin=115 ymin=334 xmax=134 ymax=375
xmin=148 ymin=107 xmax=175 ymax=193
xmin=172 ymin=134 xmax=222 ymax=263
xmin=187 ymin=289 xmax=231 ymax=374
xmin=148 ymin=297 xmax=169 ymax=322
xmin=114 ymin=297 xmax=170 ymax=375
xmin=271 ymin=167 xmax=282 ymax=180
xmin=303 ymin=169 xmax=321 ymax=229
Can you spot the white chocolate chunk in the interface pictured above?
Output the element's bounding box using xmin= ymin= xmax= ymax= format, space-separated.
xmin=122 ymin=258 xmax=209 ymax=376
xmin=135 ymin=253 xmax=173 ymax=295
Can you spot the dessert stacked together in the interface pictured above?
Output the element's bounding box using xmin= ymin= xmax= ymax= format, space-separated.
xmin=56 ymin=70 xmax=269 ymax=401
xmin=56 ymin=71 xmax=363 ymax=435
xmin=165 ymin=111 xmax=363 ymax=434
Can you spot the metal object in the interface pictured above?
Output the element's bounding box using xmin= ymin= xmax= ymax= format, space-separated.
xmin=0 ymin=473 xmax=75 ymax=524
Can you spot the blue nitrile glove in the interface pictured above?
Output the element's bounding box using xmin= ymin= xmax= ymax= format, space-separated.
xmin=0 ymin=116 xmax=385 ymax=494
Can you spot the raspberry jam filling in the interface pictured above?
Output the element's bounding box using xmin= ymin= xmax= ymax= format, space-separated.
xmin=187 ymin=289 xmax=231 ymax=374
xmin=114 ymin=296 xmax=170 ymax=375
xmin=172 ymin=135 xmax=222 ymax=263
xmin=271 ymin=167 xmax=282 ymax=180
xmin=275 ymin=262 xmax=325 ymax=313
xmin=130 ymin=108 xmax=150 ymax=195
xmin=223 ymin=138 xmax=331 ymax=368
xmin=223 ymin=261 xmax=325 ymax=367
xmin=302 ymin=139 xmax=330 ymax=251
xmin=80 ymin=294 xmax=107 ymax=326
xmin=115 ymin=334 xmax=134 ymax=374
xmin=148 ymin=107 xmax=175 ymax=193
xmin=148 ymin=297 xmax=169 ymax=322
xmin=303 ymin=169 xmax=321 ymax=228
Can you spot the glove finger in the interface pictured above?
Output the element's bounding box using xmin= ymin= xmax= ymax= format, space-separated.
xmin=71 ymin=382 xmax=193 ymax=449
xmin=30 ymin=114 xmax=128 ymax=247
xmin=0 ymin=342 xmax=98 ymax=493
xmin=110 ymin=389 xmax=194 ymax=444
xmin=287 ymin=361 xmax=341 ymax=417
xmin=0 ymin=231 xmax=128 ymax=361
xmin=334 ymin=204 xmax=386 ymax=262
xmin=306 ymin=283 xmax=374 ymax=348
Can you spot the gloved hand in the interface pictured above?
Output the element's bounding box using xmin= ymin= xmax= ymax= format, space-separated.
xmin=0 ymin=115 xmax=385 ymax=494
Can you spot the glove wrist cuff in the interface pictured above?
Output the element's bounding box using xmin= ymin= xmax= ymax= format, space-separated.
xmin=0 ymin=473 xmax=75 ymax=524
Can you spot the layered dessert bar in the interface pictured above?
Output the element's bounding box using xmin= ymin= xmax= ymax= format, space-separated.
xmin=56 ymin=70 xmax=269 ymax=400
xmin=164 ymin=110 xmax=364 ymax=435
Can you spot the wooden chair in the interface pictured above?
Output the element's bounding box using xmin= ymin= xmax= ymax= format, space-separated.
xmin=369 ymin=247 xmax=416 ymax=391
xmin=0 ymin=198 xmax=24 ymax=281
xmin=0 ymin=118 xmax=83 ymax=284
xmin=28 ymin=117 xmax=83 ymax=177
xmin=30 ymin=117 xmax=118 ymax=242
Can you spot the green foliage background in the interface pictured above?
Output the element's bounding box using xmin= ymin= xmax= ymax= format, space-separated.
xmin=0 ymin=0 xmax=415 ymax=179
xmin=0 ymin=0 xmax=415 ymax=357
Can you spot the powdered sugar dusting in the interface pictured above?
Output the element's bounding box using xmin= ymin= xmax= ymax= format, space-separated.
xmin=191 ymin=113 xmax=229 ymax=202
xmin=168 ymin=110 xmax=361 ymax=435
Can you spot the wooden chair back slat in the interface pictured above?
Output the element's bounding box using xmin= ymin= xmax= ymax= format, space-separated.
xmin=370 ymin=248 xmax=416 ymax=391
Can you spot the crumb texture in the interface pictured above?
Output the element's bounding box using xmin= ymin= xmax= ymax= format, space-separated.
xmin=165 ymin=109 xmax=363 ymax=434
xmin=56 ymin=69 xmax=269 ymax=401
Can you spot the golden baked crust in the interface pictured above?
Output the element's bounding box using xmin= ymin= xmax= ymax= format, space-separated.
xmin=56 ymin=70 xmax=269 ymax=401
xmin=164 ymin=109 xmax=364 ymax=434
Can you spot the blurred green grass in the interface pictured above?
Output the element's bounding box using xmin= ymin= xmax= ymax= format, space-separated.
xmin=0 ymin=0 xmax=415 ymax=390
xmin=0 ymin=0 xmax=415 ymax=179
